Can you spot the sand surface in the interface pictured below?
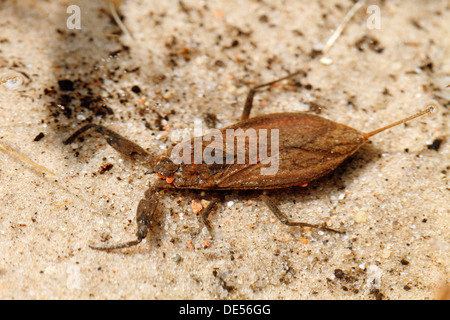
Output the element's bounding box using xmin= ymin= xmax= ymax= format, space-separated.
xmin=0 ymin=0 xmax=448 ymax=299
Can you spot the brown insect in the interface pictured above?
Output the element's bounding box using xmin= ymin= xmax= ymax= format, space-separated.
xmin=64 ymin=71 xmax=437 ymax=250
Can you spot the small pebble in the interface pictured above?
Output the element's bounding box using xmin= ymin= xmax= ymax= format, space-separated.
xmin=191 ymin=200 xmax=203 ymax=214
xmin=320 ymin=57 xmax=333 ymax=65
xmin=313 ymin=42 xmax=324 ymax=51
xmin=173 ymin=254 xmax=182 ymax=263
xmin=353 ymin=210 xmax=367 ymax=223
xmin=381 ymin=248 xmax=391 ymax=259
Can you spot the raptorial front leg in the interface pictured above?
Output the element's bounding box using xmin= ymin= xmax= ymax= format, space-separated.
xmin=259 ymin=194 xmax=344 ymax=234
xmin=64 ymin=124 xmax=151 ymax=162
xmin=89 ymin=188 xmax=160 ymax=250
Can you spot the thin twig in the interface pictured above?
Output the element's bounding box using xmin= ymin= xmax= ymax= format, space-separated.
xmin=0 ymin=142 xmax=55 ymax=176
xmin=322 ymin=0 xmax=366 ymax=55
xmin=107 ymin=0 xmax=133 ymax=40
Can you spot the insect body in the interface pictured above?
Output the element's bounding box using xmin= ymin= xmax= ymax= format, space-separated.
xmin=166 ymin=112 xmax=365 ymax=190
xmin=64 ymin=71 xmax=437 ymax=250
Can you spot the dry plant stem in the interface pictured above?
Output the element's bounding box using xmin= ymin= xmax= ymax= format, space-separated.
xmin=1 ymin=77 xmax=55 ymax=176
xmin=107 ymin=0 xmax=133 ymax=39
xmin=322 ymin=0 xmax=366 ymax=54
xmin=0 ymin=142 xmax=55 ymax=176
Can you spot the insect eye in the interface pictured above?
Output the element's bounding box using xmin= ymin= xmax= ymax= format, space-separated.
xmin=155 ymin=157 xmax=179 ymax=176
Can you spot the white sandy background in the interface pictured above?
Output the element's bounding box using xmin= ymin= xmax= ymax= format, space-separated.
xmin=0 ymin=0 xmax=448 ymax=299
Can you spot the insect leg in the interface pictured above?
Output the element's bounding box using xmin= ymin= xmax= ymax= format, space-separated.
xmin=259 ymin=194 xmax=344 ymax=234
xmin=89 ymin=187 xmax=160 ymax=250
xmin=241 ymin=70 xmax=307 ymax=120
xmin=64 ymin=124 xmax=150 ymax=161
xmin=200 ymin=199 xmax=219 ymax=232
